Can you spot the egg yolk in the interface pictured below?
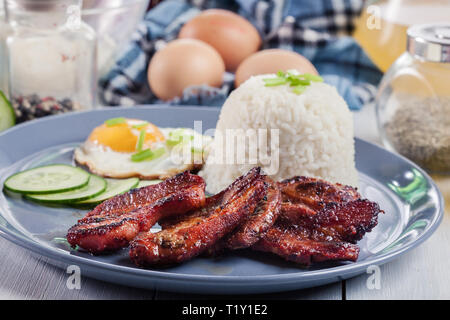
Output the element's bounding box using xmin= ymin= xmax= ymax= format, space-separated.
xmin=88 ymin=121 xmax=165 ymax=153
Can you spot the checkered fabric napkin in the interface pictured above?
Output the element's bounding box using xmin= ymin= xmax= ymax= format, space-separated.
xmin=99 ymin=0 xmax=382 ymax=110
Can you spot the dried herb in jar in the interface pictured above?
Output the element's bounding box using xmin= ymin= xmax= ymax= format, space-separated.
xmin=384 ymin=95 xmax=450 ymax=172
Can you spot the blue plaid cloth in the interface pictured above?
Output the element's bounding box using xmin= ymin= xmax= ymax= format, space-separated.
xmin=100 ymin=0 xmax=382 ymax=110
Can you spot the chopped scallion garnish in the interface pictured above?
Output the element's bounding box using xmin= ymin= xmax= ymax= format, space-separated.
xmin=132 ymin=122 xmax=148 ymax=129
xmin=263 ymin=77 xmax=288 ymax=86
xmin=166 ymin=129 xmax=194 ymax=147
xmin=131 ymin=149 xmax=152 ymax=162
xmin=167 ymin=129 xmax=184 ymax=146
xmin=149 ymin=147 xmax=166 ymax=160
xmin=166 ymin=137 xmax=182 ymax=146
xmin=263 ymin=71 xmax=324 ymax=95
xmin=136 ymin=129 xmax=146 ymax=151
xmin=105 ymin=117 xmax=126 ymax=126
xmin=131 ymin=147 xmax=165 ymax=162
xmin=292 ymin=85 xmax=307 ymax=95
xmin=289 ymin=77 xmax=310 ymax=86
xmin=302 ymin=73 xmax=324 ymax=82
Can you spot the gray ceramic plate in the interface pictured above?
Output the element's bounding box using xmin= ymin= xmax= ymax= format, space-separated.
xmin=0 ymin=106 xmax=444 ymax=294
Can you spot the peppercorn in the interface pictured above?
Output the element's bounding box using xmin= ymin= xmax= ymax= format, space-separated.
xmin=12 ymin=95 xmax=80 ymax=123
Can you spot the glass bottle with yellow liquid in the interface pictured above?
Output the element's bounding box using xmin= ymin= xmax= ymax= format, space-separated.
xmin=353 ymin=0 xmax=450 ymax=72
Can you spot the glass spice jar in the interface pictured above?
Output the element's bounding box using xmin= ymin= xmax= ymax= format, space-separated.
xmin=376 ymin=23 xmax=450 ymax=173
xmin=5 ymin=0 xmax=97 ymax=123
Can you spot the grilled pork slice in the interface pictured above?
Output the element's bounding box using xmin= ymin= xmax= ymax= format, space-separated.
xmin=164 ymin=176 xmax=281 ymax=254
xmin=253 ymin=222 xmax=361 ymax=265
xmin=279 ymin=176 xmax=360 ymax=220
xmin=253 ymin=199 xmax=381 ymax=265
xmin=67 ymin=172 xmax=206 ymax=253
xmin=129 ymin=167 xmax=267 ymax=266
xmin=221 ymin=176 xmax=281 ymax=250
xmin=286 ymin=199 xmax=381 ymax=244
xmin=253 ymin=177 xmax=380 ymax=266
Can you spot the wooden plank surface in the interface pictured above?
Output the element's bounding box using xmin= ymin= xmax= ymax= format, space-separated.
xmin=0 ymin=237 xmax=342 ymax=300
xmin=0 ymin=238 xmax=156 ymax=300
xmin=154 ymin=283 xmax=342 ymax=300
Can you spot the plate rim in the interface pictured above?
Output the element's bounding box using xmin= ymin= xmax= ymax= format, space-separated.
xmin=0 ymin=106 xmax=444 ymax=286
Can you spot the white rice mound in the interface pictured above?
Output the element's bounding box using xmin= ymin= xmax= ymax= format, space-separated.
xmin=199 ymin=74 xmax=358 ymax=193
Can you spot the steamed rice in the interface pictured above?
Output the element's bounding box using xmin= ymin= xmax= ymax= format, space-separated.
xmin=199 ymin=74 xmax=358 ymax=193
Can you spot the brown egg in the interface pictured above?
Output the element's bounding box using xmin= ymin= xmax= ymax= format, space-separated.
xmin=234 ymin=49 xmax=319 ymax=87
xmin=179 ymin=9 xmax=261 ymax=71
xmin=148 ymin=39 xmax=225 ymax=101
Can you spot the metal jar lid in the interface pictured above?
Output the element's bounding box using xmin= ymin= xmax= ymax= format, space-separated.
xmin=407 ymin=23 xmax=450 ymax=63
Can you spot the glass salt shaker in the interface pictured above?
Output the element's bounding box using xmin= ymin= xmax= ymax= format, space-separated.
xmin=376 ymin=23 xmax=450 ymax=173
xmin=5 ymin=0 xmax=97 ymax=123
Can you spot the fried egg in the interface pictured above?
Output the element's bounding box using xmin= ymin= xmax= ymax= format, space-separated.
xmin=74 ymin=118 xmax=212 ymax=179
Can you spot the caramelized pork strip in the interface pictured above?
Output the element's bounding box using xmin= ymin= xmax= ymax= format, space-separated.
xmin=253 ymin=177 xmax=380 ymax=266
xmin=86 ymin=172 xmax=205 ymax=218
xmin=279 ymin=176 xmax=360 ymax=221
xmin=129 ymin=167 xmax=267 ymax=266
xmin=221 ymin=176 xmax=281 ymax=250
xmin=67 ymin=172 xmax=206 ymax=253
xmin=287 ymin=199 xmax=381 ymax=244
xmin=159 ymin=174 xmax=281 ymax=253
xmin=253 ymin=199 xmax=381 ymax=265
xmin=253 ymin=223 xmax=360 ymax=265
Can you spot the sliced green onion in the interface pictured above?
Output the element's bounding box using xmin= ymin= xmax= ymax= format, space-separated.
xmin=302 ymin=73 xmax=324 ymax=82
xmin=263 ymin=77 xmax=288 ymax=86
xmin=167 ymin=129 xmax=194 ymax=147
xmin=167 ymin=129 xmax=184 ymax=146
xmin=105 ymin=117 xmax=126 ymax=126
xmin=148 ymin=147 xmax=166 ymax=160
xmin=136 ymin=129 xmax=146 ymax=151
xmin=292 ymin=85 xmax=308 ymax=95
xmin=289 ymin=78 xmax=310 ymax=86
xmin=286 ymin=73 xmax=311 ymax=85
xmin=166 ymin=136 xmax=182 ymax=146
xmin=132 ymin=122 xmax=148 ymax=129
xmin=131 ymin=149 xmax=153 ymax=162
xmin=262 ymin=70 xmax=323 ymax=95
xmin=131 ymin=147 xmax=166 ymax=162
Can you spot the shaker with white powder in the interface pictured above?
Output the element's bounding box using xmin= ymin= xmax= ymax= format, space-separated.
xmin=5 ymin=0 xmax=97 ymax=122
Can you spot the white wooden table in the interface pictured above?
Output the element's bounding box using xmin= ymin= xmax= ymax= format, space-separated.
xmin=0 ymin=104 xmax=449 ymax=300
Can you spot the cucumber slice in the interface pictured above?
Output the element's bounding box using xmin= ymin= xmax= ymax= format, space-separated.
xmin=26 ymin=175 xmax=106 ymax=204
xmin=0 ymin=91 xmax=15 ymax=132
xmin=0 ymin=91 xmax=15 ymax=133
xmin=77 ymin=177 xmax=139 ymax=205
xmin=137 ymin=179 xmax=162 ymax=188
xmin=4 ymin=164 xmax=90 ymax=194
